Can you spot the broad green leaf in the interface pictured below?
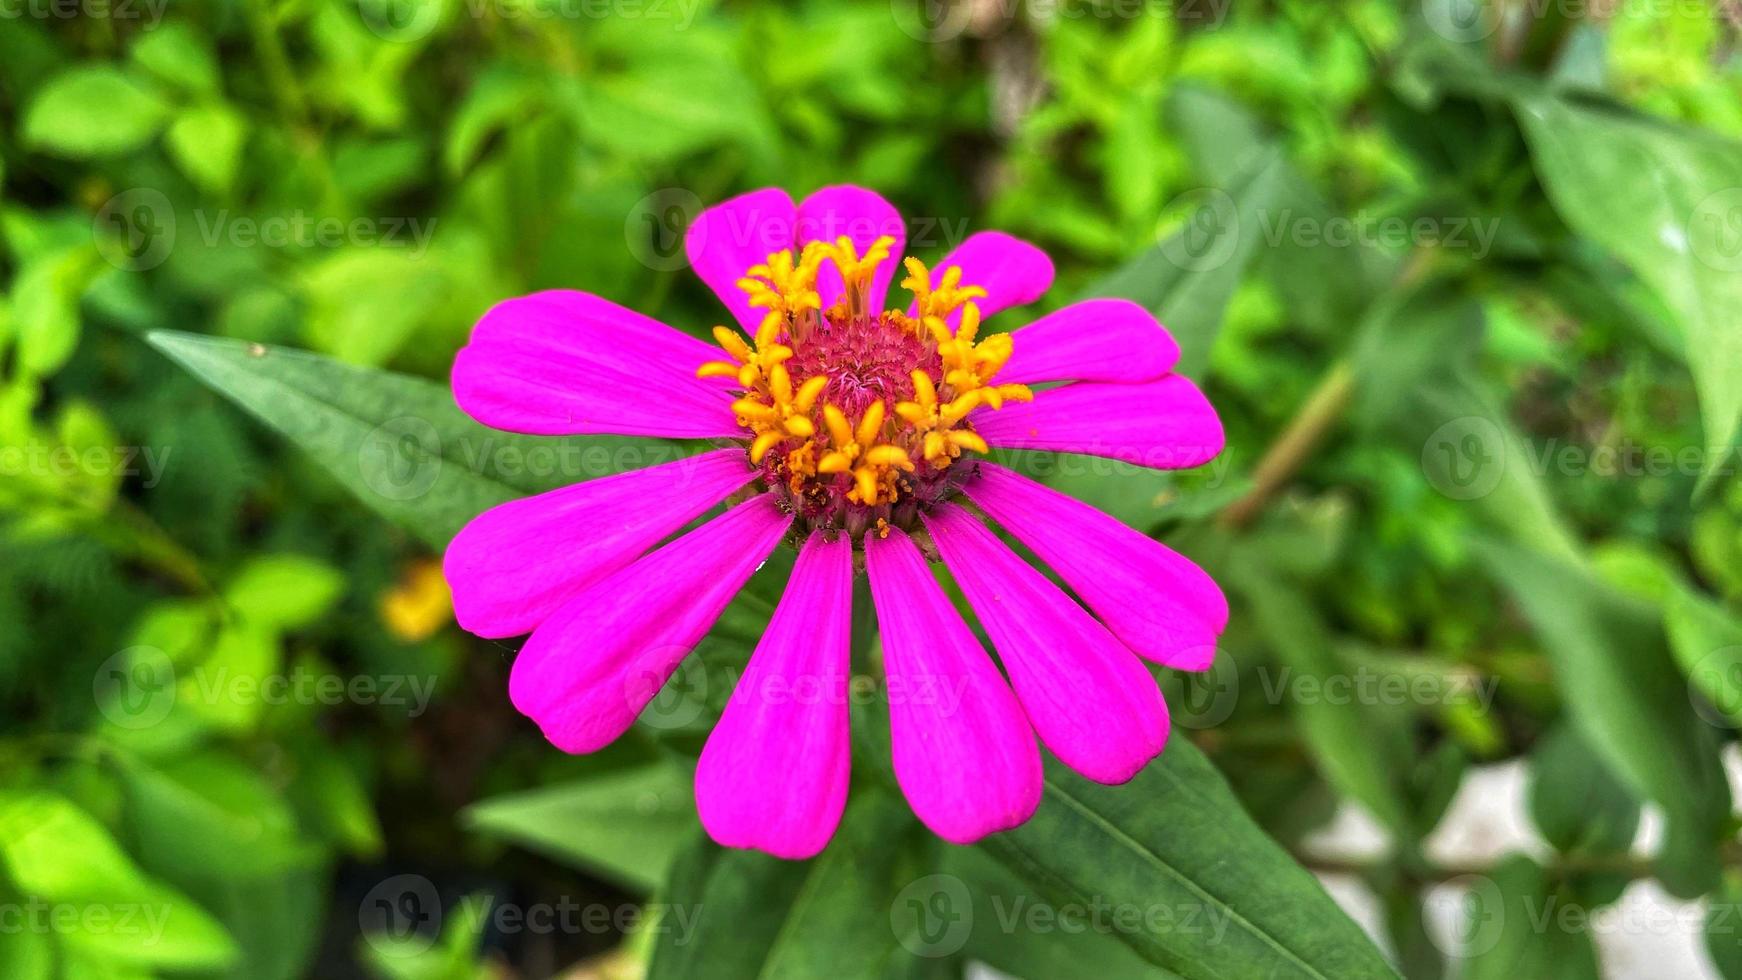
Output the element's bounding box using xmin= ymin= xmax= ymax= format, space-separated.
xmin=647 ymin=792 xmax=928 ymax=980
xmin=1664 ymin=584 xmax=1742 ymax=727
xmin=362 ymin=890 xmax=492 ymax=980
xmin=464 ymin=763 xmax=694 ymax=894
xmin=1477 ymin=539 xmax=1730 ymax=896
xmin=1458 ymin=856 xmax=1600 ymax=980
xmin=21 ymin=66 xmax=171 ymax=158
xmin=1086 ymin=147 xmax=1288 ymax=378
xmin=185 ymin=868 xmax=327 ymax=980
xmin=1525 ymin=724 xmax=1638 ymax=906
xmin=119 ymin=752 xmax=311 ymax=880
xmin=0 ymin=791 xmax=237 ymax=969
xmin=129 ymin=22 xmax=221 ymax=96
xmin=1516 ymin=94 xmax=1742 ymax=489
xmin=177 ymin=623 xmax=278 ymax=732
xmin=1410 ymin=375 xmax=1582 ymax=562
xmin=146 ymin=331 xmax=649 ymax=549
xmin=1232 ymin=564 xmax=1414 ymax=836
xmin=167 ymin=105 xmax=247 ymax=195
xmin=1049 ymin=147 xmax=1286 ymax=526
xmin=1526 ymin=724 xmax=1639 ymax=856
xmin=1708 ymin=873 xmax=1742 ymax=980
xmin=222 ymin=554 xmax=345 ymax=631
xmin=975 ymin=747 xmax=1399 ymax=980
xmin=945 ymin=848 xmax=1182 ymax=980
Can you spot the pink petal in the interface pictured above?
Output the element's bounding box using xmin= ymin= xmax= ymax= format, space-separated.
xmin=453 ymin=290 xmax=738 ymax=438
xmin=864 ymin=530 xmax=1041 ymax=843
xmin=912 ymin=231 xmax=1053 ymax=329
xmin=925 ymin=504 xmax=1169 ymax=784
xmin=997 ymin=299 xmax=1179 ymax=386
xmin=508 ymin=495 xmax=791 ymax=754
xmin=684 ymin=188 xmax=797 ymax=333
xmin=962 ymin=463 xmax=1227 ymax=670
xmin=444 ymin=449 xmax=756 ymax=639
xmin=972 ymin=375 xmax=1224 ymax=470
xmin=696 ymin=533 xmax=852 ymax=859
xmin=797 ymin=186 xmax=906 ymax=313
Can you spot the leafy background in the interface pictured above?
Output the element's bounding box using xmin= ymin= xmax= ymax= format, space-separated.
xmin=4 ymin=0 xmax=1742 ymax=977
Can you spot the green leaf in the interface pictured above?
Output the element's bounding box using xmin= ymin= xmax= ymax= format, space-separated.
xmin=1477 ymin=539 xmax=1730 ymax=896
xmin=1665 ymin=584 xmax=1742 ymax=727
xmin=1526 ymin=724 xmax=1640 ymax=857
xmin=1516 ymin=94 xmax=1742 ymax=490
xmin=166 ymin=105 xmax=246 ymax=195
xmin=1233 ymin=565 xmax=1414 ymax=836
xmin=647 ymin=792 xmax=928 ymax=980
xmin=21 ymin=66 xmax=171 ymax=158
xmin=0 ymin=791 xmax=238 ymax=969
xmin=1459 ymin=856 xmax=1601 ymax=980
xmin=178 ymin=623 xmax=278 ymax=732
xmin=119 ymin=752 xmax=311 ymax=881
xmin=146 ymin=331 xmax=649 ymax=549
xmin=464 ymin=763 xmax=694 ymax=894
xmin=975 ymin=747 xmax=1399 ymax=979
xmin=222 ymin=554 xmax=345 ymax=631
xmin=945 ymin=848 xmax=1182 ymax=979
xmin=1086 ymin=147 xmax=1288 ymax=378
xmin=1708 ymin=873 xmax=1742 ymax=980
xmin=129 ymin=22 xmax=221 ymax=96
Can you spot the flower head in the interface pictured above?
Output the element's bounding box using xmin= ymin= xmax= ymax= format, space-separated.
xmin=445 ymin=186 xmax=1227 ymax=858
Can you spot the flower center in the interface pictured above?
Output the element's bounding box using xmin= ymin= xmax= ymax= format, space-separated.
xmin=698 ymin=236 xmax=1033 ymax=540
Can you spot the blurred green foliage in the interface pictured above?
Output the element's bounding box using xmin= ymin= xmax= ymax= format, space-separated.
xmin=5 ymin=0 xmax=1742 ymax=978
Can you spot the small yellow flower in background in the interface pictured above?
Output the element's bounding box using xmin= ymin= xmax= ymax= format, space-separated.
xmin=380 ymin=558 xmax=452 ymax=641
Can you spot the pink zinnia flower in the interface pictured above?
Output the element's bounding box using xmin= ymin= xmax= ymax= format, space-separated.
xmin=444 ymin=186 xmax=1228 ymax=858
